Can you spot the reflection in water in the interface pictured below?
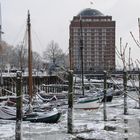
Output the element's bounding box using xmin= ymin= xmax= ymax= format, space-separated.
xmin=124 ymin=119 xmax=128 ymax=140
xmin=104 ymin=125 xmax=116 ymax=131
xmin=139 ymin=121 xmax=140 ymax=136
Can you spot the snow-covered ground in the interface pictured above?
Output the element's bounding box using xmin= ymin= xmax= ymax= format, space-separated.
xmin=0 ymin=92 xmax=140 ymax=140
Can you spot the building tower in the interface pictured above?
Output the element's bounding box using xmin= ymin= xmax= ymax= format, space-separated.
xmin=69 ymin=8 xmax=116 ymax=73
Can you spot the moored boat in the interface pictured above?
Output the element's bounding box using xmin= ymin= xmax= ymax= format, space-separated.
xmin=24 ymin=108 xmax=61 ymax=123
xmin=74 ymin=96 xmax=102 ymax=110
xmin=0 ymin=106 xmax=61 ymax=123
xmin=0 ymin=12 xmax=62 ymax=124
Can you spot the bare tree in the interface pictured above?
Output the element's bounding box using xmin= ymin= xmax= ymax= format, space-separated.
xmin=12 ymin=44 xmax=28 ymax=70
xmin=0 ymin=41 xmax=14 ymax=70
xmin=43 ymin=40 xmax=64 ymax=65
xmin=13 ymin=45 xmax=43 ymax=71
xmin=32 ymin=51 xmax=42 ymax=70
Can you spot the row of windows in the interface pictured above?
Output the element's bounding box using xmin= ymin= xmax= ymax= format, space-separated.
xmin=73 ymin=56 xmax=113 ymax=61
xmin=72 ymin=40 xmax=114 ymax=43
xmin=79 ymin=18 xmax=111 ymax=22
xmin=71 ymin=36 xmax=114 ymax=39
xmin=72 ymin=32 xmax=114 ymax=36
xmin=72 ymin=28 xmax=114 ymax=33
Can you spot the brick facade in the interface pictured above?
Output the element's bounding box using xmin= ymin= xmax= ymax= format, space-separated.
xmin=69 ymin=8 xmax=115 ymax=73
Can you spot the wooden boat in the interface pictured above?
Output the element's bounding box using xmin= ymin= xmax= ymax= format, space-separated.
xmin=24 ymin=11 xmax=61 ymax=123
xmin=73 ymin=88 xmax=113 ymax=110
xmin=74 ymin=96 xmax=102 ymax=110
xmin=0 ymin=106 xmax=61 ymax=123
xmin=0 ymin=106 xmax=16 ymax=120
xmin=97 ymin=89 xmax=113 ymax=102
xmin=24 ymin=109 xmax=61 ymax=123
xmin=0 ymin=11 xmax=61 ymax=124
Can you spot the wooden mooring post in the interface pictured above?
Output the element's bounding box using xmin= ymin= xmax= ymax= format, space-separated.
xmin=67 ymin=70 xmax=73 ymax=134
xmin=123 ymin=70 xmax=127 ymax=115
xmin=15 ymin=71 xmax=23 ymax=140
xmin=103 ymin=71 xmax=107 ymax=121
xmin=138 ymin=70 xmax=140 ymax=109
xmin=0 ymin=69 xmax=3 ymax=96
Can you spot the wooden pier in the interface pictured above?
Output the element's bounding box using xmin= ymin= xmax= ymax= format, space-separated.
xmin=0 ymin=75 xmax=68 ymax=95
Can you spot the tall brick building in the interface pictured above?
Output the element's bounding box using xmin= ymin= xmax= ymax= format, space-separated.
xmin=69 ymin=8 xmax=115 ymax=73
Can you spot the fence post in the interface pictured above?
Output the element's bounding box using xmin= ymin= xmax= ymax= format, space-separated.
xmin=15 ymin=71 xmax=23 ymax=140
xmin=67 ymin=70 xmax=73 ymax=134
xmin=123 ymin=70 xmax=127 ymax=115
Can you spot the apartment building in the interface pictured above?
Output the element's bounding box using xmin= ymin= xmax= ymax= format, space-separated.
xmin=69 ymin=8 xmax=115 ymax=73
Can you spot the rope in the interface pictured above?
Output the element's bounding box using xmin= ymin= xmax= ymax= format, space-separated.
xmin=110 ymin=77 xmax=139 ymax=102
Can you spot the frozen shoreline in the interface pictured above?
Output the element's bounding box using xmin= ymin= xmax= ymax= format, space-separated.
xmin=0 ymin=93 xmax=140 ymax=140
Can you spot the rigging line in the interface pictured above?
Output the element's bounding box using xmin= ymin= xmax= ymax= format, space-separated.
xmin=137 ymin=41 xmax=140 ymax=46
xmin=22 ymin=27 xmax=28 ymax=46
xmin=31 ymin=27 xmax=44 ymax=50
xmin=129 ymin=77 xmax=139 ymax=96
xmin=22 ymin=29 xmax=28 ymax=54
xmin=110 ymin=77 xmax=139 ymax=102
xmin=1 ymin=87 xmax=16 ymax=96
xmin=11 ymin=21 xmax=26 ymax=46
xmin=63 ymin=48 xmax=69 ymax=55
xmin=136 ymin=59 xmax=140 ymax=65
xmin=130 ymin=31 xmax=140 ymax=48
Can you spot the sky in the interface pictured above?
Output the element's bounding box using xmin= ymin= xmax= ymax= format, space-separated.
xmin=1 ymin=0 xmax=140 ymax=68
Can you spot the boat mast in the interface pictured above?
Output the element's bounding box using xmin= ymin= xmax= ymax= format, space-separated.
xmin=79 ymin=16 xmax=84 ymax=96
xmin=138 ymin=18 xmax=140 ymax=42
xmin=0 ymin=3 xmax=3 ymax=41
xmin=27 ymin=11 xmax=33 ymax=105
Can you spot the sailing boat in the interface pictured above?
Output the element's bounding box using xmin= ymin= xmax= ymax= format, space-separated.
xmin=0 ymin=11 xmax=61 ymax=123
xmin=23 ymin=11 xmax=61 ymax=123
xmin=73 ymin=16 xmax=102 ymax=110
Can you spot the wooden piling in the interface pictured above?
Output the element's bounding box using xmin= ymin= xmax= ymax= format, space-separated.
xmin=15 ymin=71 xmax=23 ymax=140
xmin=139 ymin=70 xmax=140 ymax=108
xmin=123 ymin=70 xmax=127 ymax=115
xmin=67 ymin=70 xmax=73 ymax=134
xmin=0 ymin=72 xmax=3 ymax=96
xmin=103 ymin=71 xmax=107 ymax=121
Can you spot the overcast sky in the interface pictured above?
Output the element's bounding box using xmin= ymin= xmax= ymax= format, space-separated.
xmin=1 ymin=0 xmax=140 ymax=68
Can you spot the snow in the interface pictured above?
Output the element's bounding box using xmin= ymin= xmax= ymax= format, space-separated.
xmin=0 ymin=92 xmax=140 ymax=139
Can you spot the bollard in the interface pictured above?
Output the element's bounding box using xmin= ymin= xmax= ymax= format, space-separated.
xmin=15 ymin=71 xmax=23 ymax=140
xmin=123 ymin=70 xmax=127 ymax=115
xmin=103 ymin=71 xmax=107 ymax=121
xmin=67 ymin=70 xmax=73 ymax=134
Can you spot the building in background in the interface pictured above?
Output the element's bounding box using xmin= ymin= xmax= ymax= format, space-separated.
xmin=69 ymin=8 xmax=115 ymax=73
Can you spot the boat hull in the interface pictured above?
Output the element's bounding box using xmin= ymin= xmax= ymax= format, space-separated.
xmin=0 ymin=106 xmax=61 ymax=123
xmin=74 ymin=99 xmax=101 ymax=110
xmin=24 ymin=111 xmax=61 ymax=123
